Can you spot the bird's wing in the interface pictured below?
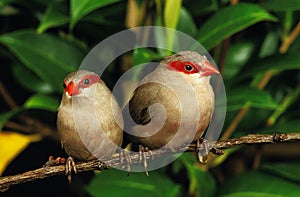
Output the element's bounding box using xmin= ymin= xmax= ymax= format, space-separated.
xmin=129 ymin=82 xmax=166 ymax=125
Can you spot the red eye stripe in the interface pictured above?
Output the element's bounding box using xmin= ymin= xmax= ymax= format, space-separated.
xmin=168 ymin=60 xmax=200 ymax=74
xmin=78 ymin=74 xmax=100 ymax=88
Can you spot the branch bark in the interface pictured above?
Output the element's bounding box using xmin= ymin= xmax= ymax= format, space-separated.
xmin=1 ymin=132 xmax=300 ymax=192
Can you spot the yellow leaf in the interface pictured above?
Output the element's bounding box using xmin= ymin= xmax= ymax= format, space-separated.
xmin=0 ymin=132 xmax=41 ymax=175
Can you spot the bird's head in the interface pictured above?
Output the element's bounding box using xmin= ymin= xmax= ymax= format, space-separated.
xmin=63 ymin=70 xmax=100 ymax=98
xmin=163 ymin=51 xmax=219 ymax=78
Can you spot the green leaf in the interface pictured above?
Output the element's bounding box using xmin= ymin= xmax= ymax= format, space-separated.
xmin=86 ymin=169 xmax=181 ymax=197
xmin=178 ymin=153 xmax=216 ymax=197
xmin=0 ymin=0 xmax=18 ymax=16
xmin=163 ymin=0 xmax=182 ymax=51
xmin=197 ymin=3 xmax=277 ymax=50
xmin=227 ymin=88 xmax=278 ymax=111
xmin=259 ymin=0 xmax=300 ymax=11
xmin=259 ymin=31 xmax=279 ymax=58
xmin=224 ymin=40 xmax=256 ymax=79
xmin=133 ymin=48 xmax=161 ymax=66
xmin=262 ymin=120 xmax=300 ymax=133
xmin=0 ymin=30 xmax=85 ymax=92
xmin=12 ymin=64 xmax=54 ymax=93
xmin=0 ymin=0 xmax=13 ymax=8
xmin=177 ymin=7 xmax=197 ymax=37
xmin=0 ymin=109 xmax=20 ymax=130
xmin=164 ymin=0 xmax=181 ymax=29
xmin=24 ymin=94 xmax=59 ymax=112
xmin=218 ymin=170 xmax=300 ymax=196
xmin=37 ymin=2 xmax=69 ymax=33
xmin=261 ymin=162 xmax=300 ymax=183
xmin=184 ymin=0 xmax=217 ymax=17
xmin=238 ymin=52 xmax=300 ymax=80
xmin=82 ymin=4 xmax=124 ymax=26
xmin=70 ymin=0 xmax=120 ymax=29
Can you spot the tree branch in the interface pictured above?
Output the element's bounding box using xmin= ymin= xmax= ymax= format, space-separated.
xmin=1 ymin=132 xmax=300 ymax=192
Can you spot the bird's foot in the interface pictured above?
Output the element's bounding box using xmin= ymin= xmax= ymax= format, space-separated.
xmin=196 ymin=138 xmax=210 ymax=164
xmin=195 ymin=139 xmax=224 ymax=163
xmin=65 ymin=157 xmax=77 ymax=183
xmin=119 ymin=150 xmax=132 ymax=176
xmin=98 ymin=161 xmax=110 ymax=171
xmin=139 ymin=145 xmax=153 ymax=176
xmin=43 ymin=155 xmax=66 ymax=167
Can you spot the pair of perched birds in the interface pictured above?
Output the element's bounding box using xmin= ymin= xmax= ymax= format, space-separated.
xmin=56 ymin=51 xmax=219 ymax=179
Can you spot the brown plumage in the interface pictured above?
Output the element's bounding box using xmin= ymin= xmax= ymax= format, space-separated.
xmin=128 ymin=51 xmax=219 ymax=150
xmin=57 ymin=70 xmax=123 ymax=172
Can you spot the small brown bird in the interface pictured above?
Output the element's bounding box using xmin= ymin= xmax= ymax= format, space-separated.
xmin=57 ymin=70 xmax=123 ymax=181
xmin=128 ymin=51 xmax=219 ymax=161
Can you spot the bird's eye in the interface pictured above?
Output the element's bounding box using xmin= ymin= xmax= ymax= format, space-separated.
xmin=184 ymin=64 xmax=194 ymax=72
xmin=84 ymin=78 xmax=90 ymax=85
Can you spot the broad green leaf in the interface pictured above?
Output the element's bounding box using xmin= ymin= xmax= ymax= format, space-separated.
xmin=259 ymin=0 xmax=300 ymax=11
xmin=218 ymin=170 xmax=300 ymax=196
xmin=224 ymin=40 xmax=256 ymax=79
xmin=24 ymin=94 xmax=59 ymax=112
xmin=198 ymin=3 xmax=277 ymax=50
xmin=259 ymin=31 xmax=279 ymax=58
xmin=238 ymin=52 xmax=300 ymax=80
xmin=0 ymin=30 xmax=85 ymax=92
xmin=227 ymin=88 xmax=278 ymax=111
xmin=178 ymin=153 xmax=216 ymax=197
xmin=177 ymin=7 xmax=197 ymax=37
xmin=86 ymin=169 xmax=181 ymax=197
xmin=70 ymin=0 xmax=120 ymax=29
xmin=12 ymin=64 xmax=54 ymax=93
xmin=37 ymin=2 xmax=69 ymax=33
xmin=261 ymin=162 xmax=300 ymax=183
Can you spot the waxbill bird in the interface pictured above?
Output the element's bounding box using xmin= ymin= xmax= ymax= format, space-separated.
xmin=127 ymin=51 xmax=219 ymax=163
xmin=57 ymin=70 xmax=123 ymax=181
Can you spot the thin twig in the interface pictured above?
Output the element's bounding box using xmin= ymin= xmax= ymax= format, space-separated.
xmin=218 ymin=37 xmax=231 ymax=75
xmin=0 ymin=80 xmax=59 ymax=141
xmin=279 ymin=21 xmax=300 ymax=54
xmin=0 ymin=132 xmax=299 ymax=192
xmin=0 ymin=81 xmax=18 ymax=109
xmin=220 ymin=104 xmax=250 ymax=140
xmin=219 ymin=21 xmax=300 ymax=141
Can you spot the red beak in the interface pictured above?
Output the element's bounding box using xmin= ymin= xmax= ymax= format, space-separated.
xmin=65 ymin=81 xmax=81 ymax=96
xmin=201 ymin=61 xmax=220 ymax=76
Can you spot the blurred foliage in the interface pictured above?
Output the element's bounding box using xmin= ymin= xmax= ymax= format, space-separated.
xmin=0 ymin=0 xmax=299 ymax=196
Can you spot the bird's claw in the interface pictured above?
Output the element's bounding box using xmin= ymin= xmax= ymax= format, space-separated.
xmin=43 ymin=155 xmax=66 ymax=167
xmin=119 ymin=150 xmax=132 ymax=176
xmin=139 ymin=145 xmax=153 ymax=176
xmin=195 ymin=138 xmax=224 ymax=163
xmin=98 ymin=161 xmax=110 ymax=170
xmin=196 ymin=138 xmax=210 ymax=164
xmin=65 ymin=157 xmax=77 ymax=183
